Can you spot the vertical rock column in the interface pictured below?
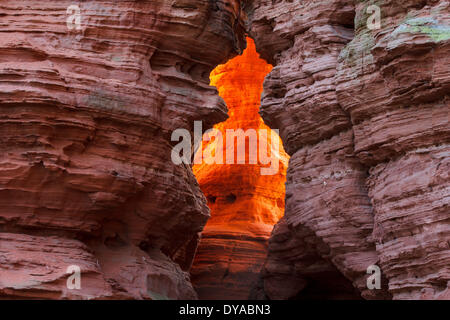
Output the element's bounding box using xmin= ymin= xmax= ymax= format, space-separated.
xmin=247 ymin=0 xmax=449 ymax=300
xmin=0 ymin=0 xmax=246 ymax=299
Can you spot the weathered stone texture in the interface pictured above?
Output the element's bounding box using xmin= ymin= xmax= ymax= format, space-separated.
xmin=0 ymin=0 xmax=246 ymax=299
xmin=247 ymin=0 xmax=448 ymax=300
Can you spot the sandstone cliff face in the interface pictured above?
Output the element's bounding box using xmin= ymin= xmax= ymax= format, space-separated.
xmin=191 ymin=38 xmax=289 ymax=299
xmin=337 ymin=0 xmax=450 ymax=300
xmin=0 ymin=0 xmax=246 ymax=299
xmin=247 ymin=0 xmax=449 ymax=300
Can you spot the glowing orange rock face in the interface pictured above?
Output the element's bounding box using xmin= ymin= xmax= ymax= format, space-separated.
xmin=191 ymin=38 xmax=289 ymax=299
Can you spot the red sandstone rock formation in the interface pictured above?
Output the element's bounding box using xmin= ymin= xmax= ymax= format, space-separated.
xmin=0 ymin=0 xmax=246 ymax=299
xmin=247 ymin=0 xmax=449 ymax=300
xmin=0 ymin=0 xmax=448 ymax=301
xmin=191 ymin=38 xmax=289 ymax=299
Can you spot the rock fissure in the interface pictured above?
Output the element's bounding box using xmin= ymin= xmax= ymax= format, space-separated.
xmin=0 ymin=0 xmax=448 ymax=300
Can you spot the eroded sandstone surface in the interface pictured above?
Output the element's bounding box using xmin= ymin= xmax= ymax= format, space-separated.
xmin=247 ymin=0 xmax=449 ymax=300
xmin=191 ymin=38 xmax=289 ymax=299
xmin=0 ymin=0 xmax=246 ymax=299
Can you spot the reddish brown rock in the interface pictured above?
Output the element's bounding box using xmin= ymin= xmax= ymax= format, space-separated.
xmin=0 ymin=0 xmax=448 ymax=301
xmin=191 ymin=38 xmax=289 ymax=299
xmin=246 ymin=0 xmax=387 ymax=299
xmin=335 ymin=1 xmax=449 ymax=299
xmin=0 ymin=0 xmax=246 ymax=299
xmin=257 ymin=217 xmax=363 ymax=300
xmin=247 ymin=0 xmax=448 ymax=300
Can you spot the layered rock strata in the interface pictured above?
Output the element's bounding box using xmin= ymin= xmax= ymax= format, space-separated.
xmin=0 ymin=0 xmax=246 ymax=299
xmin=191 ymin=38 xmax=289 ymax=299
xmin=0 ymin=0 xmax=448 ymax=301
xmin=336 ymin=0 xmax=449 ymax=300
xmin=247 ymin=0 xmax=449 ymax=300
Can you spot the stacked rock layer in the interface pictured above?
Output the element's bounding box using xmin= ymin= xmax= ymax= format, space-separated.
xmin=191 ymin=38 xmax=289 ymax=300
xmin=0 ymin=0 xmax=448 ymax=300
xmin=0 ymin=0 xmax=247 ymax=299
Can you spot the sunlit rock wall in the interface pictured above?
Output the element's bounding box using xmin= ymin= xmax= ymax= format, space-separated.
xmin=191 ymin=38 xmax=289 ymax=299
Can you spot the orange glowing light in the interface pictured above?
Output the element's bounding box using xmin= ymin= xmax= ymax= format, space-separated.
xmin=193 ymin=37 xmax=289 ymax=233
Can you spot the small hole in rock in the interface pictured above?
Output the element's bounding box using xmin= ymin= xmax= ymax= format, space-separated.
xmin=225 ymin=193 xmax=236 ymax=203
